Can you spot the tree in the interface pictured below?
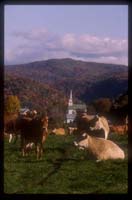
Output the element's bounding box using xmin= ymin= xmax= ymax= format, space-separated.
xmin=93 ymin=98 xmax=112 ymax=115
xmin=5 ymin=95 xmax=21 ymax=114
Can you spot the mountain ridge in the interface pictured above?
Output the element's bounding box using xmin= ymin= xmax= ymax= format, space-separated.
xmin=6 ymin=58 xmax=127 ymax=67
xmin=5 ymin=58 xmax=128 ymax=105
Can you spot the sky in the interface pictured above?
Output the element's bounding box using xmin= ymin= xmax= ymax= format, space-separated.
xmin=4 ymin=5 xmax=128 ymax=65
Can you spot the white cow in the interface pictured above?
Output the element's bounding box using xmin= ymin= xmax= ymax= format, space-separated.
xmin=74 ymin=133 xmax=125 ymax=162
xmin=90 ymin=115 xmax=110 ymax=140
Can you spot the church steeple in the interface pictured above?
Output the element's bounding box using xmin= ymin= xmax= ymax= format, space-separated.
xmin=68 ymin=90 xmax=73 ymax=106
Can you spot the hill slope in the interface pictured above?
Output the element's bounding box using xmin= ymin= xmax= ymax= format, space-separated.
xmin=5 ymin=58 xmax=128 ymax=103
xmin=4 ymin=74 xmax=67 ymax=116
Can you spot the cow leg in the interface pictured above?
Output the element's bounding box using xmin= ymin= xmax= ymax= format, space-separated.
xmin=96 ymin=159 xmax=101 ymax=162
xmin=9 ymin=134 xmax=13 ymax=143
xmin=25 ymin=143 xmax=34 ymax=156
xmin=21 ymin=138 xmax=26 ymax=157
xmin=104 ymin=131 xmax=108 ymax=140
xmin=40 ymin=143 xmax=43 ymax=158
xmin=124 ymin=124 xmax=128 ymax=134
xmin=36 ymin=143 xmax=43 ymax=160
xmin=36 ymin=144 xmax=40 ymax=160
xmin=42 ymin=134 xmax=47 ymax=143
xmin=22 ymin=146 xmax=25 ymax=157
xmin=22 ymin=144 xmax=26 ymax=157
xmin=24 ymin=145 xmax=29 ymax=156
xmin=13 ymin=134 xmax=18 ymax=144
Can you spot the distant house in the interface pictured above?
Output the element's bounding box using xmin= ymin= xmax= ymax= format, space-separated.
xmin=66 ymin=90 xmax=87 ymax=124
xmin=19 ymin=108 xmax=30 ymax=116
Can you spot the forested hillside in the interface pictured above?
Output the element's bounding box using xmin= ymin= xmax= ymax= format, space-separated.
xmin=4 ymin=58 xmax=128 ymax=118
xmin=4 ymin=74 xmax=67 ymax=123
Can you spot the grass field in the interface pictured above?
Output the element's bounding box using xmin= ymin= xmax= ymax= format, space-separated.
xmin=4 ymin=133 xmax=128 ymax=194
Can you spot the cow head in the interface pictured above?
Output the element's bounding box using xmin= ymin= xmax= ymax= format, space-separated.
xmin=41 ymin=116 xmax=48 ymax=129
xmin=89 ymin=115 xmax=101 ymax=131
xmin=74 ymin=133 xmax=89 ymax=150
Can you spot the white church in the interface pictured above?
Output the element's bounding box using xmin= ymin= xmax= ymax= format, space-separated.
xmin=66 ymin=90 xmax=87 ymax=124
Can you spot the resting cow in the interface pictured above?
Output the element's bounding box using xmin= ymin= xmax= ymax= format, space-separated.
xmin=51 ymin=128 xmax=65 ymax=135
xmin=110 ymin=125 xmax=126 ymax=135
xmin=74 ymin=133 xmax=125 ymax=162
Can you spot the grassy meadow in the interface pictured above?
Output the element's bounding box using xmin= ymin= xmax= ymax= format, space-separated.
xmin=4 ymin=132 xmax=128 ymax=194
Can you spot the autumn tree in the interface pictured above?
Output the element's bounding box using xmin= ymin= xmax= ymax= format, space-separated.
xmin=5 ymin=95 xmax=21 ymax=114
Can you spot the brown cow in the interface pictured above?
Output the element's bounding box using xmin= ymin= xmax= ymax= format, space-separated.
xmin=20 ymin=115 xmax=48 ymax=159
xmin=75 ymin=113 xmax=95 ymax=133
xmin=110 ymin=124 xmax=126 ymax=135
xmin=68 ymin=127 xmax=77 ymax=135
xmin=51 ymin=128 xmax=65 ymax=135
xmin=4 ymin=113 xmax=20 ymax=143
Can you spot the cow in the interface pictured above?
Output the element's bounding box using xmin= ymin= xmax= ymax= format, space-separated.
xmin=75 ymin=113 xmax=109 ymax=139
xmin=20 ymin=115 xmax=49 ymax=159
xmin=51 ymin=128 xmax=65 ymax=135
xmin=110 ymin=124 xmax=126 ymax=135
xmin=4 ymin=113 xmax=35 ymax=143
xmin=74 ymin=133 xmax=125 ymax=162
xmin=4 ymin=113 xmax=20 ymax=143
xmin=89 ymin=115 xmax=110 ymax=140
xmin=68 ymin=127 xmax=77 ymax=135
xmin=75 ymin=113 xmax=95 ymax=133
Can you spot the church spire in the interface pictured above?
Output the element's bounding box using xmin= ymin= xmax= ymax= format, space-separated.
xmin=70 ymin=90 xmax=72 ymax=100
xmin=68 ymin=90 xmax=73 ymax=106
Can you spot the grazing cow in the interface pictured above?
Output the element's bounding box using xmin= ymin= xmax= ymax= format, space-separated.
xmin=20 ymin=115 xmax=49 ymax=159
xmin=110 ymin=125 xmax=126 ymax=135
xmin=89 ymin=115 xmax=110 ymax=140
xmin=74 ymin=133 xmax=125 ymax=161
xmin=51 ymin=128 xmax=65 ymax=135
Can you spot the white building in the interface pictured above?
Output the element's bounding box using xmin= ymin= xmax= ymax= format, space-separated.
xmin=66 ymin=90 xmax=87 ymax=124
xmin=19 ymin=107 xmax=30 ymax=116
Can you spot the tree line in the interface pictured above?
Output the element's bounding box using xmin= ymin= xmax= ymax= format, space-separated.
xmin=4 ymin=90 xmax=128 ymax=128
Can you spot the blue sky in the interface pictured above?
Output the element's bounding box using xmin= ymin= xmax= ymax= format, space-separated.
xmin=5 ymin=5 xmax=128 ymax=65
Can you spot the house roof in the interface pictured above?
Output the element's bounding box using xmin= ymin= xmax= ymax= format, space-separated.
xmin=20 ymin=108 xmax=30 ymax=114
xmin=68 ymin=104 xmax=87 ymax=110
xmin=66 ymin=113 xmax=76 ymax=119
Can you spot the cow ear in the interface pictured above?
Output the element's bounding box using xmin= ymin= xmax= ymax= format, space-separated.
xmin=95 ymin=114 xmax=99 ymax=119
xmin=41 ymin=118 xmax=44 ymax=122
xmin=82 ymin=133 xmax=87 ymax=137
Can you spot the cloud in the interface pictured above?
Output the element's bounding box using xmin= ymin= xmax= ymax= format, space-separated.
xmin=5 ymin=28 xmax=128 ymax=65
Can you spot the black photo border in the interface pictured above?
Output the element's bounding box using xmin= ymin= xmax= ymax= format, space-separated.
xmin=0 ymin=0 xmax=131 ymax=199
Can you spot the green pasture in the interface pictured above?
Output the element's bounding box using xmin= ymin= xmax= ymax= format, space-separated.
xmin=4 ymin=133 xmax=128 ymax=194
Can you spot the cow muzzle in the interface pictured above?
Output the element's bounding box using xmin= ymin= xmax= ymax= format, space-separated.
xmin=74 ymin=141 xmax=85 ymax=150
xmin=74 ymin=141 xmax=78 ymax=146
xmin=79 ymin=146 xmax=85 ymax=150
